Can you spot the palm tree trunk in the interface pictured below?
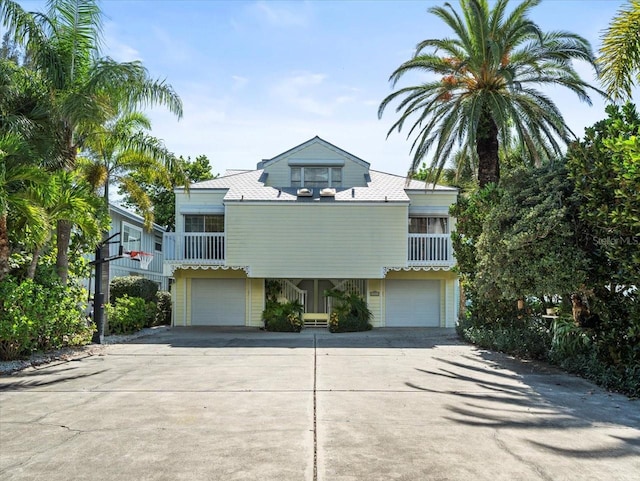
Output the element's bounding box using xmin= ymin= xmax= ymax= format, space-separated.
xmin=476 ymin=110 xmax=500 ymax=187
xmin=56 ymin=219 xmax=72 ymax=285
xmin=26 ymin=246 xmax=43 ymax=280
xmin=0 ymin=214 xmax=10 ymax=281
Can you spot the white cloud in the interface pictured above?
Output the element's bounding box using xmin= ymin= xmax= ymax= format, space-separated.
xmin=103 ymin=22 xmax=142 ymax=62
xmin=251 ymin=1 xmax=309 ymax=28
xmin=231 ymin=75 xmax=249 ymax=91
xmin=270 ymin=72 xmax=359 ymax=117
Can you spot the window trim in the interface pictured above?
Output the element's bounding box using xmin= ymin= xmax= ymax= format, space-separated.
xmin=408 ymin=216 xmax=449 ymax=234
xmin=121 ymin=221 xmax=143 ymax=252
xmin=184 ymin=214 xmax=225 ymax=233
xmin=290 ymin=166 xmax=342 ymax=188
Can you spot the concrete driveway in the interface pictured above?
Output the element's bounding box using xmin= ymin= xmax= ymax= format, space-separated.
xmin=1 ymin=328 xmax=639 ymax=481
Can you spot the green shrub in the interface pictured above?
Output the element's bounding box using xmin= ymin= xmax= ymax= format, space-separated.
xmin=105 ymin=295 xmax=155 ymax=335
xmin=109 ymin=276 xmax=159 ymax=303
xmin=458 ymin=315 xmax=552 ymax=360
xmin=262 ymin=300 xmax=303 ymax=332
xmin=155 ymin=291 xmax=172 ymax=325
xmin=326 ymin=289 xmax=372 ymax=333
xmin=0 ymin=277 xmax=93 ymax=361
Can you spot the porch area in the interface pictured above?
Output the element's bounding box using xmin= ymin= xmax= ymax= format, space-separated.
xmin=268 ymin=279 xmax=367 ymax=328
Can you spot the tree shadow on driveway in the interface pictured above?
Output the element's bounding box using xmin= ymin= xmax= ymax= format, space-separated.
xmin=405 ymin=351 xmax=640 ymax=460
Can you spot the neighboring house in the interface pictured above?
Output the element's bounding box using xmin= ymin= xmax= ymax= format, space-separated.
xmin=85 ymin=204 xmax=168 ymax=300
xmin=164 ymin=137 xmax=459 ymax=328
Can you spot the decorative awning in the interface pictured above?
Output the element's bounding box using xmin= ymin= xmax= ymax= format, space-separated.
xmin=383 ymin=265 xmax=453 ymax=276
xmin=166 ymin=263 xmax=250 ymax=276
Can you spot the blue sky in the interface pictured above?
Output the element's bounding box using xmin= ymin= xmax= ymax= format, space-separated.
xmin=18 ymin=0 xmax=639 ymax=176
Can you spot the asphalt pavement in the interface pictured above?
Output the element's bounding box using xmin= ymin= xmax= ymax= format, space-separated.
xmin=1 ymin=327 xmax=639 ymax=481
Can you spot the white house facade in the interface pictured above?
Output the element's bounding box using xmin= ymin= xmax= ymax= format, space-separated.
xmin=164 ymin=137 xmax=459 ymax=328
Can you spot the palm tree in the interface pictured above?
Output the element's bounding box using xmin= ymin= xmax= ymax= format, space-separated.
xmin=23 ymin=170 xmax=107 ymax=280
xmin=0 ymin=133 xmax=48 ymax=280
xmin=599 ymin=0 xmax=640 ymax=101
xmin=0 ymin=0 xmax=183 ymax=283
xmin=378 ymin=0 xmax=602 ymax=187
xmin=79 ymin=109 xmax=184 ymax=229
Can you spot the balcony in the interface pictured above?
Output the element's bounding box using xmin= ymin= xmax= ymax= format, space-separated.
xmin=164 ymin=232 xmax=453 ymax=268
xmin=407 ymin=234 xmax=454 ymax=266
xmin=163 ymin=233 xmax=225 ymax=264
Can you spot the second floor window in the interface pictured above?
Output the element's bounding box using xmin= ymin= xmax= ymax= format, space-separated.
xmin=122 ymin=223 xmax=142 ymax=252
xmin=291 ymin=167 xmax=342 ymax=188
xmin=184 ymin=215 xmax=224 ymax=232
xmin=409 ymin=217 xmax=449 ymax=234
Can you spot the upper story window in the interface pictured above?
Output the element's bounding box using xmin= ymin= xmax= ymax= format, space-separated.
xmin=409 ymin=217 xmax=449 ymax=234
xmin=122 ymin=222 xmax=142 ymax=252
xmin=154 ymin=234 xmax=162 ymax=252
xmin=185 ymin=215 xmax=224 ymax=232
xmin=291 ymin=167 xmax=342 ymax=188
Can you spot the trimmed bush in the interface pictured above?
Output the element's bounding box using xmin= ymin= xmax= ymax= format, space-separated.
xmin=155 ymin=291 xmax=172 ymax=325
xmin=0 ymin=277 xmax=93 ymax=361
xmin=105 ymin=295 xmax=155 ymax=335
xmin=109 ymin=276 xmax=159 ymax=303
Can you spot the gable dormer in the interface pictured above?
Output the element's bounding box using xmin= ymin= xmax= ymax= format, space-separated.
xmin=258 ymin=136 xmax=370 ymax=189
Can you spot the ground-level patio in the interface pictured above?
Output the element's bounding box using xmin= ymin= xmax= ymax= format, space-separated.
xmin=1 ymin=328 xmax=639 ymax=481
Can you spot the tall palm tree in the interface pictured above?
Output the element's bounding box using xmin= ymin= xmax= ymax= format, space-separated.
xmin=79 ymin=109 xmax=184 ymax=229
xmin=0 ymin=0 xmax=183 ymax=283
xmin=599 ymin=0 xmax=640 ymax=102
xmin=378 ymin=0 xmax=602 ymax=187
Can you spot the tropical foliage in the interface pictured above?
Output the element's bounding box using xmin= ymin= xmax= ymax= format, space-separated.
xmin=598 ymin=0 xmax=640 ymax=101
xmin=0 ymin=1 xmax=182 ymax=357
xmin=454 ymin=104 xmax=640 ymax=397
xmin=326 ymin=289 xmax=372 ymax=333
xmin=0 ymin=0 xmax=182 ymax=282
xmin=121 ymin=154 xmax=215 ymax=230
xmin=262 ymin=299 xmax=304 ymax=332
xmin=379 ymin=0 xmax=600 ymax=186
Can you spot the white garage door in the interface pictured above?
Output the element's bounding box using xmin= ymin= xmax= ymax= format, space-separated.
xmin=191 ymin=279 xmax=246 ymax=326
xmin=385 ymin=280 xmax=440 ymax=327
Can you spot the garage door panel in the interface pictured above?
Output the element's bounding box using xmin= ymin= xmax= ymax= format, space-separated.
xmin=385 ymin=280 xmax=440 ymax=327
xmin=191 ymin=279 xmax=245 ymax=326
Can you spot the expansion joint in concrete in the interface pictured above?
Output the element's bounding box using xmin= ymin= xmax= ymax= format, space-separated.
xmin=313 ymin=333 xmax=318 ymax=481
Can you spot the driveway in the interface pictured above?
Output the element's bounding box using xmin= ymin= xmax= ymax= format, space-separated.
xmin=1 ymin=328 xmax=639 ymax=481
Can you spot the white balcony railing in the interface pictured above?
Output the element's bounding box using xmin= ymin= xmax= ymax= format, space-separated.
xmin=408 ymin=234 xmax=453 ymax=265
xmin=164 ymin=232 xmax=452 ymax=266
xmin=163 ymin=233 xmax=225 ymax=263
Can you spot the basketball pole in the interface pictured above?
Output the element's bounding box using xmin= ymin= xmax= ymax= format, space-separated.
xmin=90 ymin=232 xmax=124 ymax=344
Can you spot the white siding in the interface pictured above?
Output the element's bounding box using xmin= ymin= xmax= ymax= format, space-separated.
xmin=175 ymin=191 xmax=226 ymax=232
xmin=407 ymin=191 xmax=458 ymax=215
xmin=226 ymin=203 xmax=408 ymax=278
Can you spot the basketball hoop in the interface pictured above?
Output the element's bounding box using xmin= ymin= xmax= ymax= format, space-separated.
xmin=127 ymin=251 xmax=154 ymax=270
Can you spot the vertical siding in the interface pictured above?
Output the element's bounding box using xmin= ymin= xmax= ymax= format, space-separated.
xmin=367 ymin=279 xmax=382 ymax=327
xmin=226 ymin=203 xmax=408 ymax=278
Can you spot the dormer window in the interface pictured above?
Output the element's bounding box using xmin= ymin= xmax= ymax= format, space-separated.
xmin=291 ymin=167 xmax=342 ymax=188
